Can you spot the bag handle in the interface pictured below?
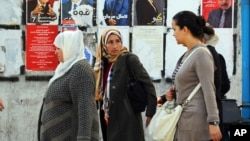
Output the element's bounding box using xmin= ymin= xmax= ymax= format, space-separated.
xmin=177 ymin=47 xmax=203 ymax=106
xmin=182 ymin=82 xmax=201 ymax=107
xmin=125 ymin=53 xmax=136 ymax=80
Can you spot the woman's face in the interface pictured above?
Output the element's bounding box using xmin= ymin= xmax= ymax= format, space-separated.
xmin=105 ymin=34 xmax=122 ymax=56
xmin=55 ymin=47 xmax=64 ymax=62
xmin=171 ymin=20 xmax=185 ymax=45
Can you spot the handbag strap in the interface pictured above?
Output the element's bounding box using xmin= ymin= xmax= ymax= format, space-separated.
xmin=182 ymin=82 xmax=201 ymax=106
xmin=125 ymin=53 xmax=135 ymax=80
xmin=177 ymin=47 xmax=203 ymax=106
xmin=184 ymin=82 xmax=201 ymax=104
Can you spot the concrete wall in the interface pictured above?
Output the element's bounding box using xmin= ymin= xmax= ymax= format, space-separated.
xmin=0 ymin=0 xmax=242 ymax=141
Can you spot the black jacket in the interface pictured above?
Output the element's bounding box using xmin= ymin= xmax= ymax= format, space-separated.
xmin=101 ymin=52 xmax=157 ymax=141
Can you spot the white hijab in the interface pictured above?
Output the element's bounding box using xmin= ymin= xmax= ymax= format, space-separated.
xmin=204 ymin=34 xmax=219 ymax=47
xmin=48 ymin=30 xmax=85 ymax=86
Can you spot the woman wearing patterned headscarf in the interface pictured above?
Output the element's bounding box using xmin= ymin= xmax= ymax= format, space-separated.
xmin=38 ymin=30 xmax=99 ymax=141
xmin=94 ymin=27 xmax=157 ymax=141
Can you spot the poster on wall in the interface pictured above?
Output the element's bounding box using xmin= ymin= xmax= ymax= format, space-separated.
xmin=164 ymin=0 xmax=200 ymax=80
xmin=26 ymin=25 xmax=58 ymax=71
xmin=166 ymin=0 xmax=200 ymax=27
xmin=0 ymin=30 xmax=24 ymax=77
xmin=61 ymin=0 xmax=96 ymax=26
xmin=26 ymin=0 xmax=60 ymax=24
xmin=134 ymin=0 xmax=165 ymax=26
xmin=213 ymin=28 xmax=234 ymax=77
xmin=0 ymin=0 xmax=22 ymax=25
xmin=202 ymin=0 xmax=234 ymax=76
xmin=132 ymin=26 xmax=164 ymax=79
xmin=202 ymin=0 xmax=233 ymax=28
xmin=96 ymin=0 xmax=132 ymax=26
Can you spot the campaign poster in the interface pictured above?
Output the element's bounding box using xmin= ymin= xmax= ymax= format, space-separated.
xmin=0 ymin=30 xmax=24 ymax=77
xmin=164 ymin=0 xmax=200 ymax=80
xmin=202 ymin=0 xmax=219 ymax=21
xmin=97 ymin=0 xmax=132 ymax=26
xmin=0 ymin=0 xmax=22 ymax=25
xmin=26 ymin=0 xmax=60 ymax=24
xmin=26 ymin=25 xmax=58 ymax=71
xmin=202 ymin=0 xmax=233 ymax=28
xmin=61 ymin=0 xmax=96 ymax=26
xmin=132 ymin=26 xmax=164 ymax=79
xmin=166 ymin=0 xmax=200 ymax=27
xmin=134 ymin=0 xmax=165 ymax=26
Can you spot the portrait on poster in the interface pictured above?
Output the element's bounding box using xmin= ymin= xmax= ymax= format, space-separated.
xmin=202 ymin=0 xmax=233 ymax=28
xmin=61 ymin=0 xmax=95 ymax=26
xmin=26 ymin=0 xmax=60 ymax=24
xmin=96 ymin=0 xmax=132 ymax=26
xmin=134 ymin=0 xmax=165 ymax=26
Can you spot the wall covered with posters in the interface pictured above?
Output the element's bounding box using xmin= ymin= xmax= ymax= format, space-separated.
xmin=0 ymin=0 xmax=243 ymax=140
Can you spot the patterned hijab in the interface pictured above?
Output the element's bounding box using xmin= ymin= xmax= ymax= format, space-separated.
xmin=94 ymin=28 xmax=128 ymax=100
xmin=48 ymin=30 xmax=85 ymax=87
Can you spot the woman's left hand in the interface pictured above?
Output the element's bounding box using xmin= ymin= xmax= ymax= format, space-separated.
xmin=209 ymin=125 xmax=222 ymax=141
xmin=165 ymin=87 xmax=175 ymax=101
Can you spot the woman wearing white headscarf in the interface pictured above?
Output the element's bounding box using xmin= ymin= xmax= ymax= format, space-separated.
xmin=38 ymin=30 xmax=99 ymax=141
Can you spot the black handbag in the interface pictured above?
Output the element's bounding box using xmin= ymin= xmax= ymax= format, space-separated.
xmin=222 ymin=99 xmax=241 ymax=124
xmin=126 ymin=54 xmax=147 ymax=113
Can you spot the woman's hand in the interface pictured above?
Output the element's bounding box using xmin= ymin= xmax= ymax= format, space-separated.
xmin=209 ymin=125 xmax=222 ymax=141
xmin=0 ymin=98 xmax=5 ymax=111
xmin=165 ymin=86 xmax=175 ymax=101
xmin=157 ymin=97 xmax=163 ymax=107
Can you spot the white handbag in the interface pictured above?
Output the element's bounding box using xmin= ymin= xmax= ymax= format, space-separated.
xmin=148 ymin=83 xmax=201 ymax=141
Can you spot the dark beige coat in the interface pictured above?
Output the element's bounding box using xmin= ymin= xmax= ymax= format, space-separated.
xmin=174 ymin=46 xmax=219 ymax=141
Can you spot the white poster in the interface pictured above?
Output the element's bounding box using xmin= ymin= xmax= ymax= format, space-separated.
xmin=0 ymin=29 xmax=23 ymax=77
xmin=0 ymin=0 xmax=22 ymax=25
xmin=132 ymin=26 xmax=164 ymax=79
xmin=164 ymin=0 xmax=200 ymax=79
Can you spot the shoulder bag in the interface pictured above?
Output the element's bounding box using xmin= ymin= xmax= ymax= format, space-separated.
xmin=148 ymin=47 xmax=202 ymax=141
xmin=148 ymin=83 xmax=201 ymax=141
xmin=126 ymin=53 xmax=147 ymax=113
